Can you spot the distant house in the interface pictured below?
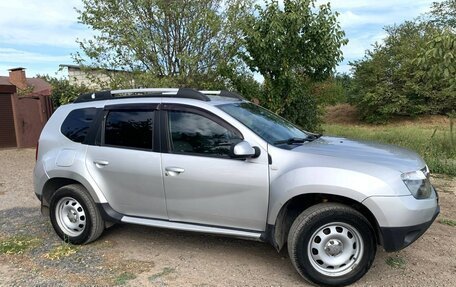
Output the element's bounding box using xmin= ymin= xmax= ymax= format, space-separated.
xmin=60 ymin=64 xmax=134 ymax=89
xmin=0 ymin=68 xmax=53 ymax=148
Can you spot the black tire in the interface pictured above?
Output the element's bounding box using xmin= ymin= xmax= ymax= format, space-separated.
xmin=49 ymin=184 xmax=104 ymax=244
xmin=287 ymin=203 xmax=376 ymax=286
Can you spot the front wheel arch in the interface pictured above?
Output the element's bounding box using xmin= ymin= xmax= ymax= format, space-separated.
xmin=270 ymin=194 xmax=381 ymax=251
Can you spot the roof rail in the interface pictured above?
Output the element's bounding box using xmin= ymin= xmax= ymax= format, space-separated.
xmin=112 ymin=88 xmax=178 ymax=95
xmin=74 ymin=87 xmax=210 ymax=103
xmin=200 ymin=90 xmax=244 ymax=101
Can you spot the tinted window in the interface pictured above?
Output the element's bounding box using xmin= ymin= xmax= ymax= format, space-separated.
xmin=61 ymin=108 xmax=99 ymax=143
xmin=168 ymin=110 xmax=242 ymax=157
xmin=105 ymin=110 xmax=154 ymax=149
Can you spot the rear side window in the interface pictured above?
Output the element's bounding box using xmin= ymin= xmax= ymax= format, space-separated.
xmin=104 ymin=110 xmax=154 ymax=150
xmin=61 ymin=108 xmax=99 ymax=143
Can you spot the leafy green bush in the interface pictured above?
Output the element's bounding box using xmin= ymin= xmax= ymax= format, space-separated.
xmin=40 ymin=76 xmax=90 ymax=108
xmin=313 ymin=76 xmax=350 ymax=106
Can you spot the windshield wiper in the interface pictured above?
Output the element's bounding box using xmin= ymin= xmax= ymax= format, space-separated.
xmin=274 ymin=137 xmax=311 ymax=145
xmin=274 ymin=134 xmax=322 ymax=145
xmin=307 ymin=133 xmax=322 ymax=140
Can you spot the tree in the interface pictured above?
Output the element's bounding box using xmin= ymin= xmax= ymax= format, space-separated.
xmin=350 ymin=22 xmax=436 ymax=122
xmin=350 ymin=0 xmax=456 ymax=123
xmin=429 ymin=0 xmax=456 ymax=28
xmin=416 ymin=0 xmax=456 ymax=90
xmin=76 ymin=0 xmax=253 ymax=86
xmin=414 ymin=30 xmax=456 ymax=89
xmin=240 ymin=0 xmax=347 ymax=130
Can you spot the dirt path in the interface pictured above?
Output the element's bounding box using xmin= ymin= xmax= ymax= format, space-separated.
xmin=1 ymin=149 xmax=455 ymax=286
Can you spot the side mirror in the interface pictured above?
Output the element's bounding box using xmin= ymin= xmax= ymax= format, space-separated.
xmin=230 ymin=141 xmax=261 ymax=159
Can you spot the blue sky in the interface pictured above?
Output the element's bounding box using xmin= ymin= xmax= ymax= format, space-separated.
xmin=0 ymin=0 xmax=435 ymax=78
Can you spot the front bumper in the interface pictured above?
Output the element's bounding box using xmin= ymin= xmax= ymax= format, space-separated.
xmin=380 ymin=204 xmax=439 ymax=252
xmin=363 ymin=186 xmax=439 ymax=252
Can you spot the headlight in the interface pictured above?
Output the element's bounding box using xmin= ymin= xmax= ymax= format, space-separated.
xmin=401 ymin=169 xmax=432 ymax=199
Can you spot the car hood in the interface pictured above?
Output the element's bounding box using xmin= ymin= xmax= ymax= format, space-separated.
xmin=292 ymin=136 xmax=426 ymax=173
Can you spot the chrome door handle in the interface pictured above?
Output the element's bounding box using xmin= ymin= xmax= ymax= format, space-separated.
xmin=94 ymin=160 xmax=109 ymax=167
xmin=165 ymin=167 xmax=185 ymax=176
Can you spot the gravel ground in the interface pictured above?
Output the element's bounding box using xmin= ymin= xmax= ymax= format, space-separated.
xmin=0 ymin=148 xmax=455 ymax=286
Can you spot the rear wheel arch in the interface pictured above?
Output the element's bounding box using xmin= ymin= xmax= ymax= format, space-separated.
xmin=42 ymin=177 xmax=101 ymax=208
xmin=269 ymin=193 xmax=381 ymax=251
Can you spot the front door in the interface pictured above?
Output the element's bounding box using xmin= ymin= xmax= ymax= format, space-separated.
xmin=161 ymin=105 xmax=269 ymax=231
xmin=86 ymin=104 xmax=167 ymax=219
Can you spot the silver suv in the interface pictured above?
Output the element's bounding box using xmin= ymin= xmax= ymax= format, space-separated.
xmin=34 ymin=88 xmax=439 ymax=286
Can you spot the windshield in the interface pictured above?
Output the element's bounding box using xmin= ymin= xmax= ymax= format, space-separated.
xmin=218 ymin=102 xmax=308 ymax=144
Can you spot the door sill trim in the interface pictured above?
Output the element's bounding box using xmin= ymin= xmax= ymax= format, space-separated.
xmin=121 ymin=216 xmax=263 ymax=241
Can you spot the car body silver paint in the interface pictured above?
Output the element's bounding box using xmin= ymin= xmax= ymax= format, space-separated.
xmin=85 ymin=145 xmax=167 ymax=219
xmin=35 ymin=95 xmax=438 ymax=236
xmin=266 ymin=138 xmax=434 ymax=227
xmin=294 ymin=137 xmax=426 ymax=173
xmin=36 ymin=102 xmax=108 ymax=203
xmin=33 ymin=160 xmax=49 ymax=198
xmin=162 ymin=152 xmax=269 ymax=231
xmin=160 ymin=98 xmax=270 ymax=231
xmin=232 ymin=141 xmax=256 ymax=156
xmin=55 ymin=149 xmax=77 ymax=167
xmin=362 ymin=187 xmax=438 ymax=227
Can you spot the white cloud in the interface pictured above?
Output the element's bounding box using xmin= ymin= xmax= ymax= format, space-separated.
xmin=327 ymin=0 xmax=435 ymax=73
xmin=0 ymin=0 xmax=91 ymax=47
xmin=339 ymin=11 xmax=396 ymax=29
xmin=0 ymin=0 xmax=83 ymax=26
xmin=0 ymin=48 xmax=69 ymax=63
xmin=336 ymin=63 xmax=351 ymax=74
xmin=342 ymin=31 xmax=388 ymax=59
xmin=0 ymin=48 xmax=71 ymax=76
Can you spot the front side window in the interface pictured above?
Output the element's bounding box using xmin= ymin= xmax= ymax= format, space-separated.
xmin=168 ymin=110 xmax=242 ymax=157
xmin=104 ymin=110 xmax=154 ymax=150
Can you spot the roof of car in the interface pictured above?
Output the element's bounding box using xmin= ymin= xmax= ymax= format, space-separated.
xmin=73 ymin=88 xmax=246 ymax=106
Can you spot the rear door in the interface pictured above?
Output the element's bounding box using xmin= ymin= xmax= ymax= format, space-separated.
xmin=85 ymin=103 xmax=167 ymax=219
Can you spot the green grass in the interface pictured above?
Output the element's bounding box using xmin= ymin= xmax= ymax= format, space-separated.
xmin=385 ymin=256 xmax=406 ymax=269
xmin=439 ymin=218 xmax=456 ymax=227
xmin=0 ymin=236 xmax=41 ymax=255
xmin=323 ymin=122 xmax=456 ymax=176
xmin=114 ymin=272 xmax=136 ymax=285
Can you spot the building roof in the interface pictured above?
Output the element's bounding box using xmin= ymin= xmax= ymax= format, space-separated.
xmin=60 ymin=64 xmax=126 ymax=73
xmin=0 ymin=77 xmax=13 ymax=86
xmin=0 ymin=76 xmax=51 ymax=95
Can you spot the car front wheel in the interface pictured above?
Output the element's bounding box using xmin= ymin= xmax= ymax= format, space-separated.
xmin=288 ymin=203 xmax=376 ymax=286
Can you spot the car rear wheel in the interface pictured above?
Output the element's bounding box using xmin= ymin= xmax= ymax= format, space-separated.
xmin=288 ymin=203 xmax=376 ymax=286
xmin=50 ymin=184 xmax=104 ymax=244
